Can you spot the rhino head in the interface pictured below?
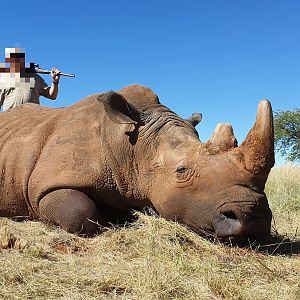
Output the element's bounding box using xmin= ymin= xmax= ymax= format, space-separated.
xmin=151 ymin=100 xmax=274 ymax=240
xmin=102 ymin=87 xmax=274 ymax=240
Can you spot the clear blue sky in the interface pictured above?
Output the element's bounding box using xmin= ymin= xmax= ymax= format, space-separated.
xmin=1 ymin=0 xmax=299 ymax=164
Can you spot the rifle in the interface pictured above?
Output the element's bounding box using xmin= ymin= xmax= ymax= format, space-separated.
xmin=29 ymin=63 xmax=75 ymax=78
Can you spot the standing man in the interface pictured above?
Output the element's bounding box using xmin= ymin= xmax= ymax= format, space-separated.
xmin=0 ymin=48 xmax=61 ymax=111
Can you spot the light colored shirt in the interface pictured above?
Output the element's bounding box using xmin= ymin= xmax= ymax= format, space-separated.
xmin=0 ymin=73 xmax=48 ymax=111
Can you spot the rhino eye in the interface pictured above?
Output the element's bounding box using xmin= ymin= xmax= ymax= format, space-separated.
xmin=176 ymin=166 xmax=188 ymax=173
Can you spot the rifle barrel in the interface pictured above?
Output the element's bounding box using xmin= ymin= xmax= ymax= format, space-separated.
xmin=34 ymin=67 xmax=75 ymax=77
xmin=59 ymin=72 xmax=75 ymax=78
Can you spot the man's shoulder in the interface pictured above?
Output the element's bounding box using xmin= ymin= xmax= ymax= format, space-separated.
xmin=33 ymin=73 xmax=45 ymax=81
xmin=33 ymin=73 xmax=48 ymax=88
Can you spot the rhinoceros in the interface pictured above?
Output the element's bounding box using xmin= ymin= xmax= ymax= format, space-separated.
xmin=0 ymin=84 xmax=274 ymax=240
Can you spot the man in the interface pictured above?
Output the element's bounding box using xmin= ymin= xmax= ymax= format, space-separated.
xmin=0 ymin=48 xmax=61 ymax=111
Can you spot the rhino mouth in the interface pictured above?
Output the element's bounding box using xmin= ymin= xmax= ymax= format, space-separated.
xmin=213 ymin=207 xmax=272 ymax=240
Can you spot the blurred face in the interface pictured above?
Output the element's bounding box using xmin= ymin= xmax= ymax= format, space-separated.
xmin=5 ymin=52 xmax=26 ymax=73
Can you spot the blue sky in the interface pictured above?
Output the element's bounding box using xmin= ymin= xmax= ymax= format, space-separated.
xmin=1 ymin=1 xmax=299 ymax=164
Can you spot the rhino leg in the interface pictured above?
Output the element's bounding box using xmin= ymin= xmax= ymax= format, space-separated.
xmin=39 ymin=189 xmax=106 ymax=235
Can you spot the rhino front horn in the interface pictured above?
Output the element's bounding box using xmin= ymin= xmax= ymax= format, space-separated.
xmin=239 ymin=99 xmax=275 ymax=174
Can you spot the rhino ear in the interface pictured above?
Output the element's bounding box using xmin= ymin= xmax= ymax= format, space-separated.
xmin=187 ymin=113 xmax=202 ymax=127
xmin=99 ymin=92 xmax=149 ymax=125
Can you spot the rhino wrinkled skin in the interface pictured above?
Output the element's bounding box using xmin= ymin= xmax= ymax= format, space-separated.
xmin=0 ymin=85 xmax=274 ymax=240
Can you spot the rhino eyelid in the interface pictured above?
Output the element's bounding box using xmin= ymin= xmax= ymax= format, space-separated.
xmin=176 ymin=166 xmax=188 ymax=173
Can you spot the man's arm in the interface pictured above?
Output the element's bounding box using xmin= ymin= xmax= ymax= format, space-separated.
xmin=43 ymin=68 xmax=61 ymax=100
xmin=44 ymin=82 xmax=59 ymax=100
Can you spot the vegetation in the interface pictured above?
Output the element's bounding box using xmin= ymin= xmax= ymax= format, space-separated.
xmin=0 ymin=164 xmax=299 ymax=300
xmin=274 ymin=109 xmax=300 ymax=162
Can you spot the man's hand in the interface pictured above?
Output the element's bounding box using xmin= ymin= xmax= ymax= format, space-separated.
xmin=45 ymin=68 xmax=61 ymax=100
xmin=51 ymin=68 xmax=61 ymax=84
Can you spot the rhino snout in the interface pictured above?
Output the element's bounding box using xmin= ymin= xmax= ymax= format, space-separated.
xmin=213 ymin=206 xmax=272 ymax=240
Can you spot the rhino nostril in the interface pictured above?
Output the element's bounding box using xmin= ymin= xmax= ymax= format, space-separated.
xmin=222 ymin=211 xmax=238 ymax=220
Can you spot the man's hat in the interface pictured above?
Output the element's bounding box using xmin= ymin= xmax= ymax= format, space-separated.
xmin=5 ymin=48 xmax=25 ymax=59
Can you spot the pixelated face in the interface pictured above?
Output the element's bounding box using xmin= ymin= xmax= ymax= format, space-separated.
xmin=1 ymin=47 xmax=34 ymax=88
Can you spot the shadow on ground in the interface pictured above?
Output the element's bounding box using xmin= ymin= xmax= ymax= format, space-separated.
xmin=189 ymin=225 xmax=300 ymax=256
xmin=254 ymin=233 xmax=300 ymax=256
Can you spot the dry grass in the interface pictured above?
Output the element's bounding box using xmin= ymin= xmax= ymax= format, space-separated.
xmin=0 ymin=164 xmax=300 ymax=300
xmin=265 ymin=163 xmax=300 ymax=212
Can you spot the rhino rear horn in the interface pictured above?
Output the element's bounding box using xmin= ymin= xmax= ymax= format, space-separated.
xmin=239 ymin=99 xmax=275 ymax=174
xmin=206 ymin=123 xmax=237 ymax=153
